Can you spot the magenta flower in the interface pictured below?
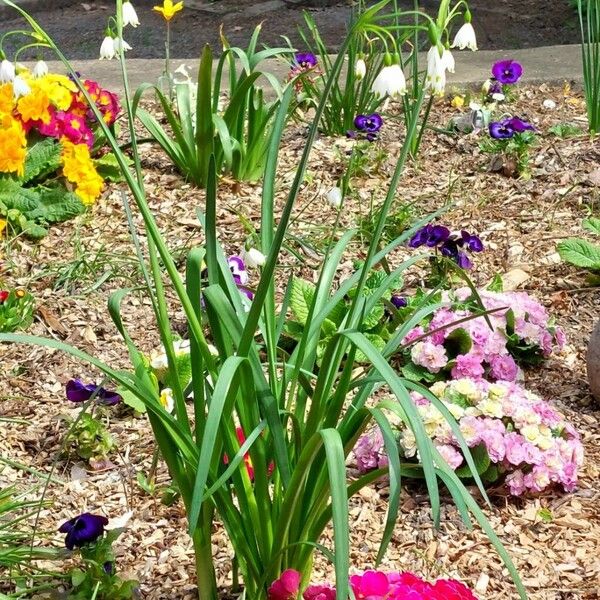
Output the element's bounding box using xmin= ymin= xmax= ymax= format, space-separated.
xmin=268 ymin=569 xmax=301 ymax=600
xmin=430 ymin=578 xmax=478 ymax=599
xmin=59 ymin=512 xmax=108 ymax=550
xmin=303 ymin=584 xmax=336 ymax=600
xmin=65 ymin=379 xmax=121 ymax=406
xmin=491 ymin=59 xmax=523 ymax=84
xmin=350 ymin=570 xmax=390 ymax=598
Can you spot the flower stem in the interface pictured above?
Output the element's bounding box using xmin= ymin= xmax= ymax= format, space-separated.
xmin=192 ymin=511 xmax=218 ymax=600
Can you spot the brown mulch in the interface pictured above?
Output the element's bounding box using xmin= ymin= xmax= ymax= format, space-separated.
xmin=1 ymin=83 xmax=599 ymax=600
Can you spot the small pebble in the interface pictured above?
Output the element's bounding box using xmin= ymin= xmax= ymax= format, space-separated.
xmin=543 ymin=99 xmax=557 ymax=109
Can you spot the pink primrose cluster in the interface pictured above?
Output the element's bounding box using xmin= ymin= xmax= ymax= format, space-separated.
xmin=268 ymin=569 xmax=477 ymax=600
xmin=398 ymin=378 xmax=583 ymax=495
xmin=406 ymin=288 xmax=566 ymax=381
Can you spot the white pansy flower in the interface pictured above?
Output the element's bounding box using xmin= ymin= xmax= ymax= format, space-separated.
xmin=12 ymin=75 xmax=31 ymax=98
xmin=0 ymin=59 xmax=15 ymax=83
xmin=159 ymin=388 xmax=175 ymax=413
xmin=371 ymin=63 xmax=406 ymax=99
xmin=100 ymin=36 xmax=116 ymax=60
xmin=325 ymin=187 xmax=342 ymax=208
xmin=354 ymin=58 xmax=366 ymax=80
xmin=451 ymin=22 xmax=478 ymax=51
xmin=242 ymin=247 xmax=266 ymax=269
xmin=122 ymin=1 xmax=140 ymax=27
xmin=32 ymin=60 xmax=48 ymax=78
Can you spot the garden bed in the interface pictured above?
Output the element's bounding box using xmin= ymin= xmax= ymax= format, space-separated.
xmin=1 ymin=82 xmax=599 ymax=599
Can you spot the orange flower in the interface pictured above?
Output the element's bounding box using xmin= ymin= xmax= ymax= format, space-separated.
xmin=0 ymin=117 xmax=27 ymax=176
xmin=17 ymin=89 xmax=51 ymax=123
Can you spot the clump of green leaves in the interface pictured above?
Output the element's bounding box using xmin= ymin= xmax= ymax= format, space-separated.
xmin=66 ymin=528 xmax=139 ymax=600
xmin=480 ymin=130 xmax=537 ymax=178
xmin=0 ymin=288 xmax=35 ymax=333
xmin=358 ymin=203 xmax=414 ymax=245
xmin=67 ymin=413 xmax=115 ymax=469
xmin=548 ymin=122 xmax=583 ymax=138
xmin=0 ymin=138 xmax=86 ymax=239
xmin=557 ymin=217 xmax=600 ymax=284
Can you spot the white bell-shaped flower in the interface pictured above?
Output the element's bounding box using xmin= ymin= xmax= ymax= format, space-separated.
xmin=452 ymin=22 xmax=478 ymax=51
xmin=425 ymin=46 xmax=447 ymax=96
xmin=0 ymin=59 xmax=15 ymax=83
xmin=326 ymin=187 xmax=343 ymax=208
xmin=354 ymin=58 xmax=366 ymax=81
xmin=99 ymin=36 xmax=116 ymax=60
xmin=371 ymin=63 xmax=406 ymax=99
xmin=242 ymin=247 xmax=266 ymax=268
xmin=122 ymin=1 xmax=140 ymax=27
xmin=12 ymin=75 xmax=31 ymax=98
xmin=32 ymin=60 xmax=48 ymax=78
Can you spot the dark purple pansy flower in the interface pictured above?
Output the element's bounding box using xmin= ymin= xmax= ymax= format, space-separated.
xmin=491 ymin=59 xmax=523 ymax=85
xmin=391 ymin=295 xmax=407 ymax=309
xmin=504 ymin=116 xmax=535 ymax=133
xmin=460 ymin=230 xmax=484 ymax=252
xmin=103 ymin=561 xmax=115 ymax=575
xmin=488 ymin=79 xmax=503 ymax=95
xmin=295 ymin=52 xmax=317 ymax=70
xmin=228 ymin=255 xmax=248 ymax=286
xmin=441 ymin=240 xmax=472 ymax=269
xmin=426 ymin=225 xmax=450 ymax=247
xmin=489 ymin=120 xmax=515 ymax=139
xmin=66 ymin=379 xmax=121 ymax=406
xmin=59 ymin=513 xmax=108 ymax=550
xmin=408 ymin=225 xmax=432 ymax=248
xmin=354 ymin=113 xmax=383 ymax=133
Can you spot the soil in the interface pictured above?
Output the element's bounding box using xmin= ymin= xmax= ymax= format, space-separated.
xmin=1 ymin=0 xmax=580 ymax=61
xmin=0 ymin=82 xmax=599 ymax=599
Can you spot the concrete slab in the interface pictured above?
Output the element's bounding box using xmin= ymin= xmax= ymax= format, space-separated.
xmin=27 ymin=44 xmax=583 ymax=98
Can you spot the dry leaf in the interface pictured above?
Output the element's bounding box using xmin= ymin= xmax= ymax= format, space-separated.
xmin=38 ymin=304 xmax=68 ymax=335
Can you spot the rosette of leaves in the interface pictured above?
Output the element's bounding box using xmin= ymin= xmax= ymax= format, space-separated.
xmin=68 ymin=413 xmax=115 ymax=469
xmin=285 ymin=269 xmax=401 ymax=362
xmin=557 ymin=217 xmax=600 ymax=285
xmin=0 ymin=137 xmax=85 ymax=239
xmin=0 ymin=289 xmax=35 ymax=333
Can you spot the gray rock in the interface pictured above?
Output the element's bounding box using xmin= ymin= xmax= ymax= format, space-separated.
xmin=587 ymin=320 xmax=600 ymax=401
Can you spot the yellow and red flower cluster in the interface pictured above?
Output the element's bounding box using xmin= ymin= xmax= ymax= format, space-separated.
xmin=0 ymin=64 xmax=120 ymax=206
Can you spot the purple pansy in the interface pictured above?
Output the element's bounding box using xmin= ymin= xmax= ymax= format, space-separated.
xmin=408 ymin=224 xmax=450 ymax=248
xmin=59 ymin=513 xmax=108 ymax=550
xmin=440 ymin=240 xmax=472 ymax=269
xmin=491 ymin=59 xmax=523 ymax=85
xmin=228 ymin=255 xmax=248 ymax=286
xmin=504 ymin=116 xmax=535 ymax=133
xmin=294 ymin=52 xmax=317 ymax=70
xmin=391 ymin=295 xmax=407 ymax=309
xmin=460 ymin=230 xmax=484 ymax=252
xmin=354 ymin=113 xmax=383 ymax=133
xmin=489 ymin=120 xmax=515 ymax=139
xmin=66 ymin=379 xmax=121 ymax=406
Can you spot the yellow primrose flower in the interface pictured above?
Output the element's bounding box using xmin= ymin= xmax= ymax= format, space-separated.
xmin=17 ymin=88 xmax=51 ymax=124
xmin=37 ymin=74 xmax=77 ymax=111
xmin=0 ymin=83 xmax=15 ymax=117
xmin=0 ymin=117 xmax=27 ymax=176
xmin=61 ymin=139 xmax=104 ymax=205
xmin=153 ymin=0 xmax=183 ymax=21
xmin=0 ymin=219 xmax=6 ymax=237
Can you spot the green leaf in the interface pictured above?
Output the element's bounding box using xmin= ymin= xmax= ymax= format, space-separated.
xmin=70 ymin=568 xmax=86 ymax=587
xmin=455 ymin=444 xmax=490 ymax=478
xmin=23 ymin=138 xmax=61 ymax=184
xmin=118 ymin=386 xmax=147 ymax=413
xmin=289 ymin=278 xmax=317 ymax=325
xmin=0 ymin=179 xmax=40 ymax=213
xmin=361 ymin=302 xmax=385 ymax=331
xmin=444 ymin=328 xmax=473 ymax=358
xmin=33 ymin=188 xmax=85 ymax=223
xmin=582 ymin=217 xmax=600 ymax=237
xmin=94 ymin=152 xmax=132 ymax=183
xmin=487 ymin=273 xmax=504 ymax=293
xmin=557 ymin=238 xmax=600 ymax=270
xmin=401 ymin=361 xmax=439 ymax=383
xmin=356 ymin=333 xmax=386 ymax=362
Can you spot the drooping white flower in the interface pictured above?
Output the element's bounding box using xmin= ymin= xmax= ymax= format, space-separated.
xmin=99 ymin=35 xmax=116 ymax=60
xmin=0 ymin=59 xmax=15 ymax=83
xmin=112 ymin=37 xmax=132 ymax=55
xmin=12 ymin=75 xmax=31 ymax=98
xmin=242 ymin=247 xmax=266 ymax=269
xmin=442 ymin=48 xmax=455 ymax=74
xmin=371 ymin=63 xmax=406 ymax=99
xmin=425 ymin=46 xmax=446 ymax=96
xmin=32 ymin=60 xmax=48 ymax=78
xmin=122 ymin=1 xmax=140 ymax=28
xmin=325 ymin=187 xmax=342 ymax=208
xmin=354 ymin=58 xmax=366 ymax=81
xmin=159 ymin=388 xmax=175 ymax=413
xmin=452 ymin=22 xmax=478 ymax=51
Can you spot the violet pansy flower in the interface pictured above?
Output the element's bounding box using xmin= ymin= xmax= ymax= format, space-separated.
xmin=505 ymin=116 xmax=535 ymax=133
xmin=228 ymin=255 xmax=248 ymax=286
xmin=294 ymin=52 xmax=317 ymax=70
xmin=66 ymin=379 xmax=121 ymax=406
xmin=354 ymin=113 xmax=383 ymax=133
xmin=460 ymin=230 xmax=484 ymax=252
xmin=391 ymin=295 xmax=407 ymax=309
xmin=59 ymin=512 xmax=108 ymax=550
xmin=492 ymin=59 xmax=523 ymax=84
xmin=489 ymin=120 xmax=515 ymax=139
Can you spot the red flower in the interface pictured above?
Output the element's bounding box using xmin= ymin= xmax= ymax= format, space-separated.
xmin=0 ymin=290 xmax=8 ymax=303
xmin=430 ymin=579 xmax=478 ymax=600
xmin=268 ymin=569 xmax=301 ymax=600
